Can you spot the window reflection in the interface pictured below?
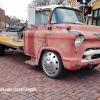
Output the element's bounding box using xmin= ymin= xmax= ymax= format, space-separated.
xmin=94 ymin=10 xmax=98 ymax=17
xmin=97 ymin=19 xmax=100 ymax=26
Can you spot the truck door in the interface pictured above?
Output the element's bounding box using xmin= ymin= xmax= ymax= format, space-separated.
xmin=36 ymin=10 xmax=50 ymax=51
xmin=33 ymin=10 xmax=50 ymax=58
xmin=24 ymin=10 xmax=50 ymax=61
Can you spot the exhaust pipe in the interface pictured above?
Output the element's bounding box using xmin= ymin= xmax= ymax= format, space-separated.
xmin=88 ymin=62 xmax=94 ymax=68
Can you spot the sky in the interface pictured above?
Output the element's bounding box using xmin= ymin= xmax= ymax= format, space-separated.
xmin=0 ymin=0 xmax=32 ymax=21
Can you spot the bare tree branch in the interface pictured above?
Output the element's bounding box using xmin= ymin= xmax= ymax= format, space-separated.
xmin=28 ymin=0 xmax=66 ymax=8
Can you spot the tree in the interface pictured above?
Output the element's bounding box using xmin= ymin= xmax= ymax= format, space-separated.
xmin=28 ymin=0 xmax=50 ymax=8
xmin=9 ymin=16 xmax=20 ymax=26
xmin=57 ymin=0 xmax=64 ymax=5
xmin=6 ymin=15 xmax=21 ymax=29
xmin=28 ymin=0 xmax=65 ymax=8
xmin=50 ymin=0 xmax=64 ymax=5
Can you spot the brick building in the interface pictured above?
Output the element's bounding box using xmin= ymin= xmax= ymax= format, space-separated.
xmin=0 ymin=8 xmax=5 ymax=31
xmin=0 ymin=7 xmax=23 ymax=31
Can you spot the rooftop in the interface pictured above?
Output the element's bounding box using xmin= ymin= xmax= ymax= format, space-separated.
xmin=36 ymin=5 xmax=81 ymax=11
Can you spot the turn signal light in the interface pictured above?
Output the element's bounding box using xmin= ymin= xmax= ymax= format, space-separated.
xmin=76 ymin=49 xmax=79 ymax=53
xmin=67 ymin=26 xmax=71 ymax=31
xmin=62 ymin=3 xmax=65 ymax=6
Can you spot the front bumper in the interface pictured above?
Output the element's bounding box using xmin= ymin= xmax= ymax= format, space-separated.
xmin=63 ymin=57 xmax=100 ymax=70
xmin=62 ymin=41 xmax=100 ymax=70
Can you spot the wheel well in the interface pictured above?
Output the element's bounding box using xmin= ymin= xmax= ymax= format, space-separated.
xmin=39 ymin=49 xmax=62 ymax=64
xmin=39 ymin=50 xmax=46 ymax=64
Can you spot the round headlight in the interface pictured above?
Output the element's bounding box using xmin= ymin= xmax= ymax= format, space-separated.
xmin=74 ymin=36 xmax=84 ymax=47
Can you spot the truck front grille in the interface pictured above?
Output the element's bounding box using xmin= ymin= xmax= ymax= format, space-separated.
xmin=82 ymin=48 xmax=100 ymax=62
xmin=91 ymin=54 xmax=100 ymax=59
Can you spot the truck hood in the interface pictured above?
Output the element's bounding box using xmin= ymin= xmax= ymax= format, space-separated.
xmin=69 ymin=24 xmax=100 ymax=40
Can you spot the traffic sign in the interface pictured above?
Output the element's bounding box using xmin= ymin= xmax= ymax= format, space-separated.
xmin=84 ymin=6 xmax=92 ymax=16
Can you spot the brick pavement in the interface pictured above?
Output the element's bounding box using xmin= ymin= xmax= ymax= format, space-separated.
xmin=0 ymin=50 xmax=100 ymax=100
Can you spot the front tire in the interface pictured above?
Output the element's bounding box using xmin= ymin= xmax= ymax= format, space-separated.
xmin=0 ymin=44 xmax=5 ymax=56
xmin=41 ymin=50 xmax=66 ymax=79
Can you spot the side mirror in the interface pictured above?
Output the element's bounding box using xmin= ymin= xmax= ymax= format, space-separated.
xmin=28 ymin=8 xmax=35 ymax=25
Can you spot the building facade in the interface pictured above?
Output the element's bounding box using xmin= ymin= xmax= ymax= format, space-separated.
xmin=76 ymin=0 xmax=100 ymax=26
xmin=5 ymin=15 xmax=10 ymax=28
xmin=92 ymin=0 xmax=100 ymax=26
xmin=0 ymin=8 xmax=5 ymax=30
xmin=0 ymin=7 xmax=23 ymax=31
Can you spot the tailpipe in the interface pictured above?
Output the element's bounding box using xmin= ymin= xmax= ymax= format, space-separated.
xmin=88 ymin=62 xmax=94 ymax=68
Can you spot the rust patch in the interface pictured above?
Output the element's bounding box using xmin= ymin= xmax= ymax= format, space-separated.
xmin=75 ymin=65 xmax=81 ymax=70
xmin=59 ymin=44 xmax=69 ymax=52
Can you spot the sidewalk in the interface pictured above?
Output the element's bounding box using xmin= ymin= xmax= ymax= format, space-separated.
xmin=0 ymin=50 xmax=100 ymax=100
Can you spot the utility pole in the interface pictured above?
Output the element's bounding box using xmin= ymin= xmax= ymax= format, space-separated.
xmin=82 ymin=0 xmax=88 ymax=24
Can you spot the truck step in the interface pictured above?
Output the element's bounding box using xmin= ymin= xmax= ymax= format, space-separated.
xmin=25 ymin=60 xmax=38 ymax=66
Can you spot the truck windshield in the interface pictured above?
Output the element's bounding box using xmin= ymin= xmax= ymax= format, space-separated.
xmin=51 ymin=8 xmax=85 ymax=24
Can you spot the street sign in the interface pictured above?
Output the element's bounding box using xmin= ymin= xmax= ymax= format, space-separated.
xmin=79 ymin=6 xmax=92 ymax=16
xmin=84 ymin=6 xmax=92 ymax=16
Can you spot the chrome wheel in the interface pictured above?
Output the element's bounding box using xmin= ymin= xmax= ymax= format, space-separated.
xmin=42 ymin=52 xmax=59 ymax=76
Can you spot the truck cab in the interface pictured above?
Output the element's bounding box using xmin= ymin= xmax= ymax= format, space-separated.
xmin=24 ymin=5 xmax=100 ymax=78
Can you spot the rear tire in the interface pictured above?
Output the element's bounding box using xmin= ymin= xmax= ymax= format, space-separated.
xmin=41 ymin=50 xmax=66 ymax=79
xmin=0 ymin=44 xmax=5 ymax=56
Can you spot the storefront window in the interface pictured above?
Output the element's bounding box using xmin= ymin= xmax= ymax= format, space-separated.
xmin=92 ymin=8 xmax=100 ymax=26
xmin=98 ymin=9 xmax=100 ymax=16
xmin=94 ymin=10 xmax=98 ymax=17
xmin=97 ymin=19 xmax=100 ymax=26
xmin=93 ymin=20 xmax=96 ymax=25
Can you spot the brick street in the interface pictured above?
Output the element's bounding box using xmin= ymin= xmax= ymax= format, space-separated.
xmin=0 ymin=50 xmax=100 ymax=100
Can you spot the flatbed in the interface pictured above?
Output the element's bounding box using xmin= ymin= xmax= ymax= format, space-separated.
xmin=0 ymin=36 xmax=23 ymax=50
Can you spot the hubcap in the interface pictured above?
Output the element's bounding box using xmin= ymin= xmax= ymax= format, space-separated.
xmin=42 ymin=52 xmax=59 ymax=76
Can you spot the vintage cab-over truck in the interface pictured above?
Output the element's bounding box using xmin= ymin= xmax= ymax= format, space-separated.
xmin=0 ymin=5 xmax=100 ymax=78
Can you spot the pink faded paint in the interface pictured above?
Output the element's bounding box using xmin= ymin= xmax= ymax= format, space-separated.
xmin=23 ymin=7 xmax=100 ymax=71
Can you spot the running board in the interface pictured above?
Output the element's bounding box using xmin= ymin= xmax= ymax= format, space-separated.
xmin=25 ymin=60 xmax=38 ymax=66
